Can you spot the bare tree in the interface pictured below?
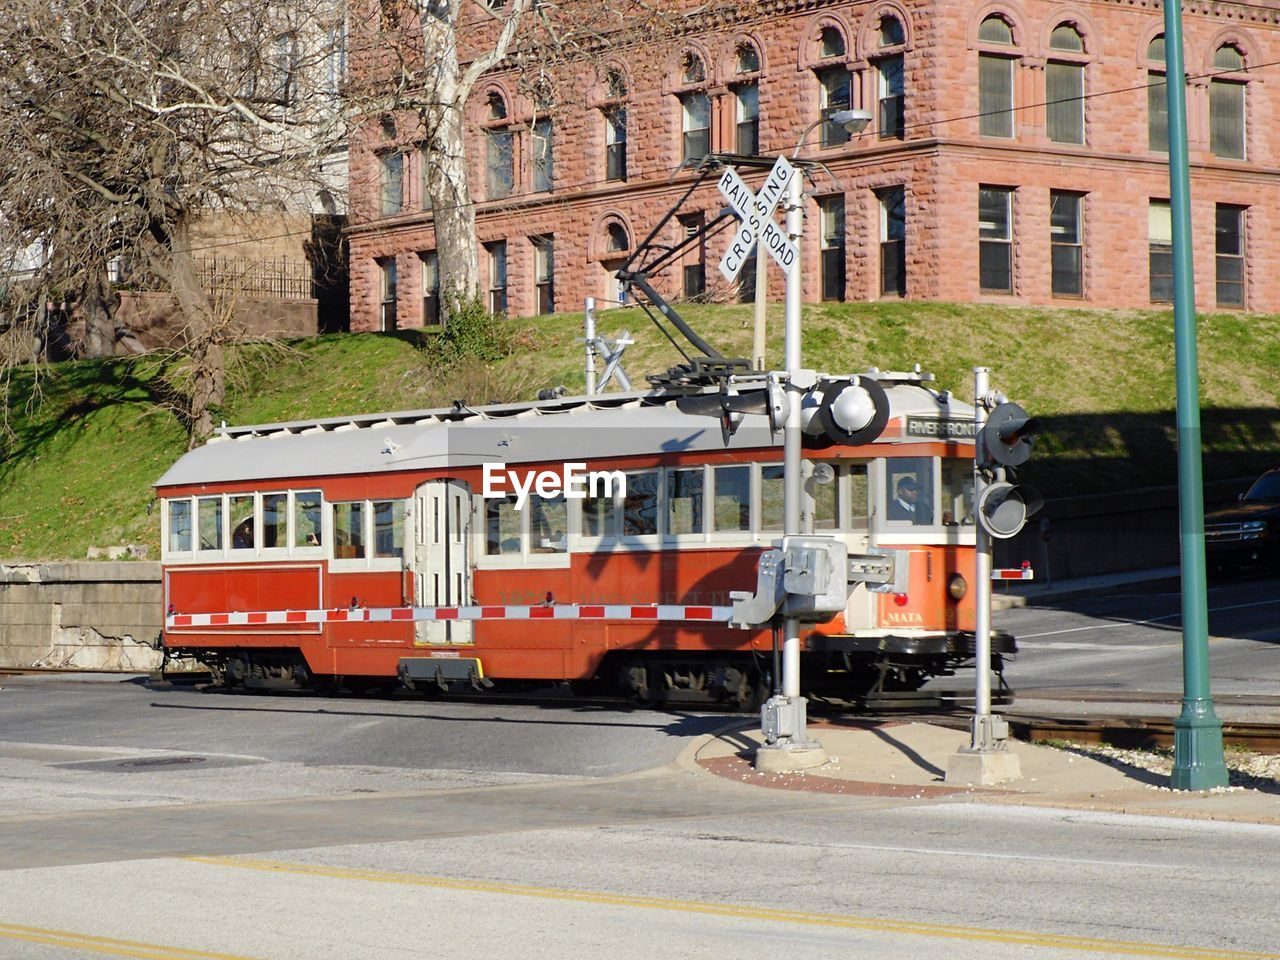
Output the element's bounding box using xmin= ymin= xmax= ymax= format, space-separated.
xmin=0 ymin=0 xmax=348 ymax=438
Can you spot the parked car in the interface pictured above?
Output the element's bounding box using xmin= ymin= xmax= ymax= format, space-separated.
xmin=1205 ymin=468 xmax=1280 ymax=575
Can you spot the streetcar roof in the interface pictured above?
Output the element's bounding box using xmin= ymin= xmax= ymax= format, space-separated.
xmin=155 ymin=379 xmax=974 ymax=488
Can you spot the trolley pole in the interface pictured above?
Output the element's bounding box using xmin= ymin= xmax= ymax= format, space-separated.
xmin=1164 ymin=0 xmax=1228 ymax=790
xmin=755 ymin=170 xmax=827 ymax=774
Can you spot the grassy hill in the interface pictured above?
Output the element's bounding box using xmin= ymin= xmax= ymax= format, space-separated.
xmin=4 ymin=299 xmax=1280 ymax=561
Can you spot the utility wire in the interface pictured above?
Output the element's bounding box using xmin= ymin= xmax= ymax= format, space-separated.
xmin=182 ymin=56 xmax=1277 ymax=256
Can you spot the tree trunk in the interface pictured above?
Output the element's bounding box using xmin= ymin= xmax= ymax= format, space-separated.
xmin=422 ymin=11 xmax=480 ymax=316
xmin=166 ymin=221 xmax=224 ymax=442
xmin=80 ymin=269 xmax=118 ymax=358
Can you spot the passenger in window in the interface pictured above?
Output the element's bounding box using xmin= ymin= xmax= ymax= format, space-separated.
xmin=889 ymin=476 xmax=931 ymax=523
xmin=232 ymin=518 xmax=255 ymax=549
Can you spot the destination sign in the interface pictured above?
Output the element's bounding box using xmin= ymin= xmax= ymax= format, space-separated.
xmin=904 ymin=417 xmax=978 ymax=440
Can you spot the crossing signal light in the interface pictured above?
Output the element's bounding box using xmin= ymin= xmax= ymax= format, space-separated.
xmin=976 ymin=482 xmax=1044 ymax=539
xmin=980 ymin=402 xmax=1042 ymax=468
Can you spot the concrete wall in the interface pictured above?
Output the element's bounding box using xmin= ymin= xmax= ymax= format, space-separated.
xmin=0 ymin=563 xmax=163 ymax=671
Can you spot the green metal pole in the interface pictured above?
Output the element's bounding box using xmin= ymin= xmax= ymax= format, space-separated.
xmin=1164 ymin=0 xmax=1228 ymax=790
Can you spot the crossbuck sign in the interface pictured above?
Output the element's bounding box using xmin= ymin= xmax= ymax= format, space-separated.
xmin=717 ymin=156 xmax=799 ymax=282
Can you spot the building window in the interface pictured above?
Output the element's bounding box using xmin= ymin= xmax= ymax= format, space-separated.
xmin=419 ymin=148 xmax=433 ymax=211
xmin=1148 ymin=36 xmax=1168 ymax=154
xmin=678 ymin=212 xmax=705 ymax=299
xmin=325 ymin=20 xmax=347 ymax=95
xmin=681 ymin=92 xmax=711 ymax=163
xmin=1046 ymin=25 xmax=1085 ymax=145
xmin=378 ymin=257 xmax=397 ymax=331
xmin=379 ymin=152 xmax=403 ymax=216
xmin=533 ymin=117 xmax=554 ymax=191
xmin=977 ymin=16 xmax=1015 ymax=139
xmin=605 ymin=222 xmax=629 ymax=253
xmin=978 ymin=186 xmax=1013 ymax=294
xmin=818 ymin=196 xmax=845 ymax=302
xmin=879 ymin=186 xmax=906 ymax=298
xmin=1149 ymin=200 xmax=1172 ymax=303
xmin=486 ymin=241 xmax=507 ymax=314
xmin=1210 ymin=45 xmax=1246 ymax=160
xmin=880 ymin=14 xmax=905 ymax=47
xmin=485 ymin=92 xmax=513 ymax=198
xmin=819 ymin=25 xmax=845 ymax=59
xmin=534 ymin=236 xmax=555 ymax=314
xmin=876 ymin=54 xmax=905 ymax=140
xmin=1216 ymin=204 xmax=1246 ymax=307
xmin=818 ymin=67 xmax=851 ymax=147
xmin=269 ymin=34 xmax=296 ymax=104
xmin=1050 ymin=191 xmax=1083 ymax=298
xmin=420 ymin=251 xmax=440 ymax=326
xmin=734 ymin=43 xmax=760 ymax=155
xmin=605 ymin=106 xmax=627 ymax=181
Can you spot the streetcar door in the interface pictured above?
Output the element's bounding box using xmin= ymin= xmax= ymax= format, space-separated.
xmin=412 ymin=479 xmax=473 ymax=645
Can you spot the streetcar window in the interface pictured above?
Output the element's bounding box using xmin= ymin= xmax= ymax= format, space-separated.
xmin=333 ymin=501 xmax=366 ymax=559
xmin=197 ymin=496 xmax=223 ymax=551
xmin=622 ymin=470 xmax=660 ymax=536
xmin=229 ymin=495 xmax=255 ymax=550
xmin=530 ymin=494 xmax=568 ymax=553
xmin=812 ymin=465 xmax=838 ymax=530
xmin=262 ymin=493 xmax=287 ymax=548
xmin=667 ymin=468 xmax=704 ymax=535
xmin=886 ymin=458 xmax=934 ymax=525
xmin=760 ymin=464 xmax=785 ymax=532
xmin=582 ymin=487 xmax=617 ymax=537
xmin=941 ymin=460 xmax=975 ymax=526
xmin=168 ymin=499 xmax=192 ymax=553
xmin=848 ymin=464 xmax=870 ymax=529
xmin=294 ymin=490 xmax=323 ymax=547
xmin=712 ymin=465 xmax=750 ymax=532
xmin=486 ymin=496 xmax=521 ymax=555
xmin=373 ymin=500 xmax=405 ymax=559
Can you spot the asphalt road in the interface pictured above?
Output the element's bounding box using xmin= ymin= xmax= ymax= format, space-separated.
xmin=2 ymin=581 xmax=1280 ymax=959
xmin=998 ymin=573 xmax=1280 ymax=699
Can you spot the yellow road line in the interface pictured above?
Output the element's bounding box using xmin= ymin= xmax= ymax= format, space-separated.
xmin=0 ymin=923 xmax=260 ymax=960
xmin=187 ymin=855 xmax=1276 ymax=960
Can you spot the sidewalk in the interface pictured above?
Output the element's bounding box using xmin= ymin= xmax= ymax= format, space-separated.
xmin=991 ymin=565 xmax=1181 ymax=610
xmin=691 ymin=720 xmax=1280 ymax=826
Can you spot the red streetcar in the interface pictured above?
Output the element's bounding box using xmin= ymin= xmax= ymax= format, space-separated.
xmin=156 ymin=367 xmax=1011 ymax=707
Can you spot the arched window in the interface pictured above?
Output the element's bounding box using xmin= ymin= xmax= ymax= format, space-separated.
xmin=602 ymin=69 xmax=627 ymax=182
xmin=813 ymin=25 xmax=850 ymax=146
xmin=678 ymin=52 xmax=711 ymax=163
xmin=879 ymin=15 xmax=905 ymax=47
xmin=874 ymin=15 xmax=907 ymax=140
xmin=1211 ymin=44 xmax=1247 ymax=159
xmin=978 ymin=15 xmax=1013 ymax=45
xmin=1147 ymin=35 xmax=1167 ymax=153
xmin=483 ymin=92 xmax=513 ymax=198
xmin=682 ymin=51 xmax=706 ymax=84
xmin=734 ymin=43 xmax=761 ymax=154
xmin=977 ymin=16 xmax=1017 ymax=138
xmin=819 ymin=26 xmax=846 ymax=58
xmin=1047 ymin=23 xmax=1086 ymax=144
xmin=606 ymin=222 xmax=629 ymax=253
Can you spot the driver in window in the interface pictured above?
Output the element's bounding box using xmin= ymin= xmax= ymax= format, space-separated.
xmin=889 ymin=476 xmax=932 ymax=524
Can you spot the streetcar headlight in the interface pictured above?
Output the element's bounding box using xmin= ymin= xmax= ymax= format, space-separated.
xmin=948 ymin=574 xmax=968 ymax=601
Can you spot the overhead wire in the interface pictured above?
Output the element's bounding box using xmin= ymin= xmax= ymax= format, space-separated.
xmin=178 ymin=54 xmax=1277 ymax=256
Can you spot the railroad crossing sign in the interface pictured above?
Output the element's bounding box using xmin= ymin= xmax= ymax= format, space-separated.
xmin=717 ymin=156 xmax=799 ymax=282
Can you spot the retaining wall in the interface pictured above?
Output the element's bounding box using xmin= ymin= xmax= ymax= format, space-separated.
xmin=0 ymin=562 xmax=163 ymax=671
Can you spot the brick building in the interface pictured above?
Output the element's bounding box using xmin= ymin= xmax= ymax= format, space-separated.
xmin=348 ymin=0 xmax=1280 ymax=332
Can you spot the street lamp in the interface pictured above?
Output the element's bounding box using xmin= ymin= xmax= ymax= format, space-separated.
xmin=755 ymin=105 xmax=873 ymax=774
xmin=791 ymin=109 xmax=873 ymax=158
